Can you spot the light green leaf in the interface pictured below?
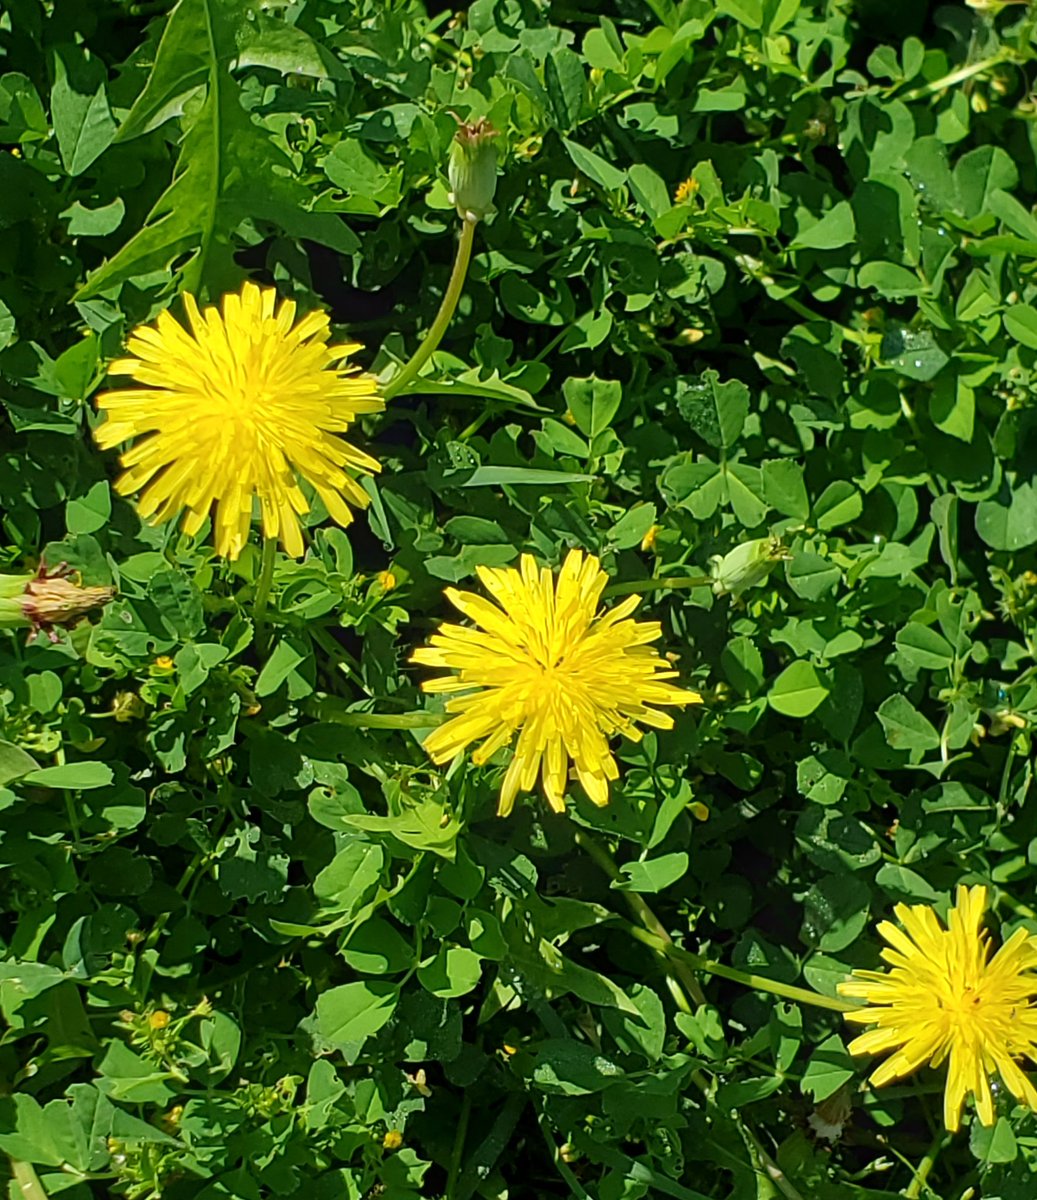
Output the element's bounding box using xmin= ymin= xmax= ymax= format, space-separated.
xmin=316 ymin=981 xmax=398 ymax=1049
xmin=877 ymin=694 xmax=941 ymax=752
xmin=563 ymin=375 xmax=622 ymax=439
xmin=768 ymin=661 xmax=829 ymax=718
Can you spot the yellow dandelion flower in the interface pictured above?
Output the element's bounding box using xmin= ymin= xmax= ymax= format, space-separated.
xmin=94 ymin=281 xmax=383 ymax=561
xmin=839 ymin=884 xmax=1037 ymax=1132
xmin=412 ymin=549 xmax=702 ymax=816
xmin=674 ymin=176 xmax=699 ymax=203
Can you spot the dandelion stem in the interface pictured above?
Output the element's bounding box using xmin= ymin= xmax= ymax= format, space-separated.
xmin=574 ymin=828 xmax=706 ymax=1006
xmin=900 ymin=54 xmax=1011 ymax=103
xmin=306 ymin=701 xmax=446 ymax=729
xmin=622 ymin=922 xmax=856 ymax=1014
xmin=383 ymin=216 xmax=477 ymax=401
xmin=905 ymin=1128 xmax=947 ymax=1199
xmin=252 ymin=536 xmax=277 ymax=652
xmin=575 ymin=831 xmax=808 ymax=1200
xmin=445 ymin=1087 xmax=473 ymax=1199
xmin=603 ymin=575 xmax=713 ymax=598
xmin=9 ymin=1158 xmax=48 ymax=1200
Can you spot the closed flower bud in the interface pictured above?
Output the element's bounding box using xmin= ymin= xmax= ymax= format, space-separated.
xmin=709 ymin=537 xmax=791 ymax=598
xmin=0 ymin=563 xmax=114 ymax=642
xmin=447 ymin=116 xmax=499 ymax=221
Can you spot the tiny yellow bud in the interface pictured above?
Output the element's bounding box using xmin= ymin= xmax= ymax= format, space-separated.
xmin=689 ymin=801 xmax=710 ymax=822
xmin=377 ymin=570 xmax=397 ymax=591
xmin=155 ymin=655 xmax=175 ymax=670
xmin=673 ymin=328 xmax=705 ymax=346
xmin=149 ymin=1010 xmax=171 ymax=1030
xmin=502 ymin=1043 xmax=518 ymax=1056
xmin=383 ymin=1129 xmax=403 ymax=1151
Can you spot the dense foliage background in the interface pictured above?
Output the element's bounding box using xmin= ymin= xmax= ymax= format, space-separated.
xmin=4 ymin=0 xmax=1037 ymax=1196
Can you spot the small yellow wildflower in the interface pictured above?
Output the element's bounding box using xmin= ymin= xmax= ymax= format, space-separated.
xmin=839 ymin=884 xmax=1037 ymax=1132
xmin=412 ymin=550 xmax=701 ymax=816
xmin=94 ymin=281 xmax=383 ymax=561
xmin=155 ymin=655 xmax=175 ymax=670
xmin=674 ymin=176 xmax=699 ymax=203
xmin=149 ymin=1010 xmax=171 ymax=1030
xmin=377 ymin=570 xmax=398 ymax=591
xmin=383 ymin=1129 xmax=403 ymax=1151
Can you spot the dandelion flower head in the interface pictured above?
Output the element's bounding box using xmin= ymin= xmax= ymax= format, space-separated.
xmin=839 ymin=884 xmax=1037 ymax=1132
xmin=94 ymin=281 xmax=382 ymax=560
xmin=412 ymin=549 xmax=701 ymax=816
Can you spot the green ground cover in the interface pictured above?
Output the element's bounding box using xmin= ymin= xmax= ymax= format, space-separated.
xmin=4 ymin=0 xmax=1037 ymax=1196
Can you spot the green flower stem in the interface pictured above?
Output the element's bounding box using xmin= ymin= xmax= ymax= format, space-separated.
xmin=534 ymin=1104 xmax=594 ymax=1200
xmin=307 ymin=700 xmax=446 ymax=729
xmin=574 ymin=828 xmax=706 ymax=1007
xmin=9 ymin=1158 xmax=48 ymax=1200
xmin=603 ymin=575 xmax=712 ymax=599
xmin=623 ymin=922 xmax=856 ymax=1014
xmin=901 ymin=54 xmax=1012 ymax=103
xmin=252 ymin=536 xmax=278 ymax=654
xmin=383 ymin=216 xmax=477 ymax=402
xmin=445 ymin=1081 xmax=473 ymax=1199
xmin=576 ymin=830 xmax=809 ymax=1200
xmin=905 ymin=1128 xmax=947 ymax=1199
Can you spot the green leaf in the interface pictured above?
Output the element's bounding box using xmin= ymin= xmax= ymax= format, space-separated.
xmin=813 ymin=481 xmax=862 ymax=531
xmin=531 ymin=1039 xmax=624 ymax=1095
xmin=895 ymin=623 xmax=954 ymax=672
xmin=562 ymin=375 xmax=622 ymax=439
xmin=721 ymin=636 xmax=764 ymax=696
xmin=614 ymin=852 xmax=689 ymax=893
xmin=970 ymin=1117 xmax=1018 ymax=1165
xmin=791 ymin=201 xmax=855 ymax=250
xmin=78 ymin=0 xmax=348 ymax=298
xmin=800 ymin=1034 xmax=854 ymax=1101
xmin=23 ymin=762 xmax=113 ymax=790
xmin=676 ymin=370 xmax=749 ymax=449
xmin=768 ymin=662 xmax=829 ymax=718
xmin=877 ymin=694 xmax=941 ymax=752
xmin=1003 ymin=304 xmax=1037 ymax=349
xmin=316 ymin=981 xmax=399 ymax=1049
xmin=0 ymin=740 xmax=39 ymax=786
xmin=51 ymin=46 xmax=116 ymax=176
xmin=976 ymin=478 xmax=1037 ymax=551
xmin=417 ymin=946 xmax=482 ymax=997
xmin=256 ymin=637 xmax=308 ymax=697
xmin=545 ymin=48 xmax=584 ymax=132
xmin=762 ymin=459 xmax=809 ymax=520
xmin=857 ymin=260 xmax=926 ymax=298
xmin=801 ymin=876 xmax=869 ymax=953
xmin=954 ymin=145 xmax=1018 ymax=220
xmin=460 ymin=466 xmax=596 ymax=487
xmin=562 ymin=137 xmax=626 ymax=191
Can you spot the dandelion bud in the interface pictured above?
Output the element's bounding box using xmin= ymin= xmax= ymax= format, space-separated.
xmin=0 ymin=563 xmax=114 ymax=642
xmin=709 ymin=537 xmax=791 ymax=598
xmin=447 ymin=116 xmax=499 ymax=222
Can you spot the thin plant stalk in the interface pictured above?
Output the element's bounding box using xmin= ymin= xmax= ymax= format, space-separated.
xmin=9 ymin=1158 xmax=48 ymax=1200
xmin=252 ymin=536 xmax=278 ymax=653
xmin=383 ymin=216 xmax=477 ymax=402
xmin=603 ymin=574 xmax=712 ymax=599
